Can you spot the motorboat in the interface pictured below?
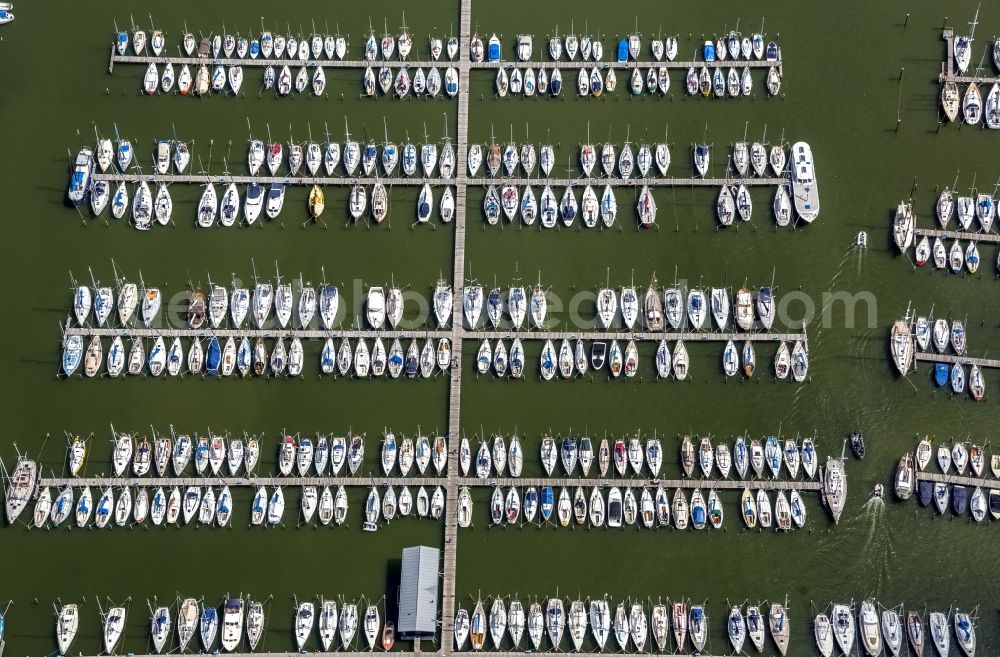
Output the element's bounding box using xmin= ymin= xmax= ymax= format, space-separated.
xmin=857 ymin=600 xmax=882 ymax=656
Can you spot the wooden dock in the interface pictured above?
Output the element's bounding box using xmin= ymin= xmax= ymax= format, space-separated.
xmin=916 ymin=470 xmax=1000 ymax=489
xmin=472 ymin=330 xmax=806 ymax=342
xmin=108 ymin=51 xmax=782 ymax=73
xmin=37 ymin=474 xmax=822 ymax=492
xmin=69 ymin=651 xmax=740 ymax=657
xmin=62 ymin=324 xmax=808 ymax=344
xmin=93 ymin=173 xmax=453 ymax=186
xmin=914 ymin=351 xmax=1000 ymax=369
xmin=478 ymin=477 xmax=821 ymax=491
xmin=466 ymin=652 xmax=738 ymax=657
xmin=939 ymin=29 xmax=1000 ymax=85
xmin=38 ymin=475 xmax=447 ymax=488
xmin=472 ymin=176 xmax=783 ymax=187
xmin=914 ymin=226 xmax=1000 ymax=245
xmin=96 ymin=652 xmax=421 ymax=657
xmin=472 ymin=59 xmax=779 ymax=70
xmin=440 ymin=0 xmax=473 ymax=649
xmin=92 ymin=172 xmax=781 ymax=189
xmin=62 ymin=326 xmax=451 ymax=340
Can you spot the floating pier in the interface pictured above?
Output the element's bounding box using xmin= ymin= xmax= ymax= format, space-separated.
xmin=472 ymin=330 xmax=806 ymax=342
xmin=62 ymin=325 xmax=452 ymax=341
xmin=37 ymin=475 xmax=822 ymax=492
xmin=92 ymin=172 xmax=783 ymax=188
xmin=108 ymin=53 xmax=782 ymax=73
xmin=472 ymin=59 xmax=778 ymax=70
xmin=70 ymin=651 xmax=741 ymax=657
xmin=470 ymin=176 xmax=783 ymax=187
xmin=93 ymin=173 xmax=454 ymax=187
xmin=916 ymin=470 xmax=1000 ymax=489
xmin=440 ymin=2 xmax=474 ymax=646
xmin=914 ymin=226 xmax=1000 ymax=245
xmin=38 ymin=475 xmax=449 ymax=488
xmin=939 ymin=29 xmax=1000 ymax=85
xmin=458 ymin=652 xmax=740 ymax=657
xmin=914 ymin=351 xmax=1000 ymax=370
xmin=62 ymin=324 xmax=808 ymax=344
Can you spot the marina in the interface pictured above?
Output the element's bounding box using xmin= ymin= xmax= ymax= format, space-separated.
xmin=59 ymin=269 xmax=810 ymax=380
xmin=938 ymin=27 xmax=1000 ymax=126
xmin=6 ymin=428 xmax=845 ymax=530
xmin=891 ymin=193 xmax=999 ymax=275
xmin=70 ymin=128 xmax=805 ymax=227
xmin=106 ymin=24 xmax=786 ymax=102
xmin=58 ymin=327 xmax=809 ymax=380
xmin=888 ymin=307 xmax=997 ymax=408
xmin=893 ymin=436 xmax=1000 ymax=526
xmin=27 ymin=593 xmax=979 ymax=657
xmin=5 ymin=1 xmax=1000 ymax=656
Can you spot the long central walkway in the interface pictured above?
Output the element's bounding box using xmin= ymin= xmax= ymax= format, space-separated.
xmin=439 ymin=0 xmax=474 ymax=653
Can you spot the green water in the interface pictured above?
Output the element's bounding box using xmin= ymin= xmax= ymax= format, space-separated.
xmin=2 ymin=1 xmax=1000 ymax=655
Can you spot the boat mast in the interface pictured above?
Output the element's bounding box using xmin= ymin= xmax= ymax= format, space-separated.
xmin=110 ymin=258 xmax=123 ymax=293
xmin=88 ymin=266 xmax=99 ymax=296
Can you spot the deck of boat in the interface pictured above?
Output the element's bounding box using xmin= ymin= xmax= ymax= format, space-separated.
xmin=37 ymin=475 xmax=823 ymax=491
xmin=915 ymin=470 xmax=1000 ymax=489
xmin=914 ymin=351 xmax=1000 ymax=369
xmin=913 ymin=226 xmax=1000 ymax=245
xmin=91 ymin=172 xmax=783 ymax=188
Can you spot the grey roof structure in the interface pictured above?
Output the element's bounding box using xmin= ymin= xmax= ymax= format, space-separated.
xmin=398 ymin=545 xmax=440 ymax=637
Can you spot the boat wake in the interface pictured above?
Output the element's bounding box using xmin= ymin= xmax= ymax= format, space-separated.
xmin=795 ymin=245 xmax=860 ymax=421
xmin=857 ymin=496 xmax=893 ymax=583
xmin=852 ymin=242 xmax=866 ymax=276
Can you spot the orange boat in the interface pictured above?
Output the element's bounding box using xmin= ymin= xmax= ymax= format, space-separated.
xmin=381 ymin=621 xmax=395 ymax=651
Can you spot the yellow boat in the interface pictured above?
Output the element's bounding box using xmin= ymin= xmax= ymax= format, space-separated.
xmin=308 ymin=185 xmax=325 ymax=218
